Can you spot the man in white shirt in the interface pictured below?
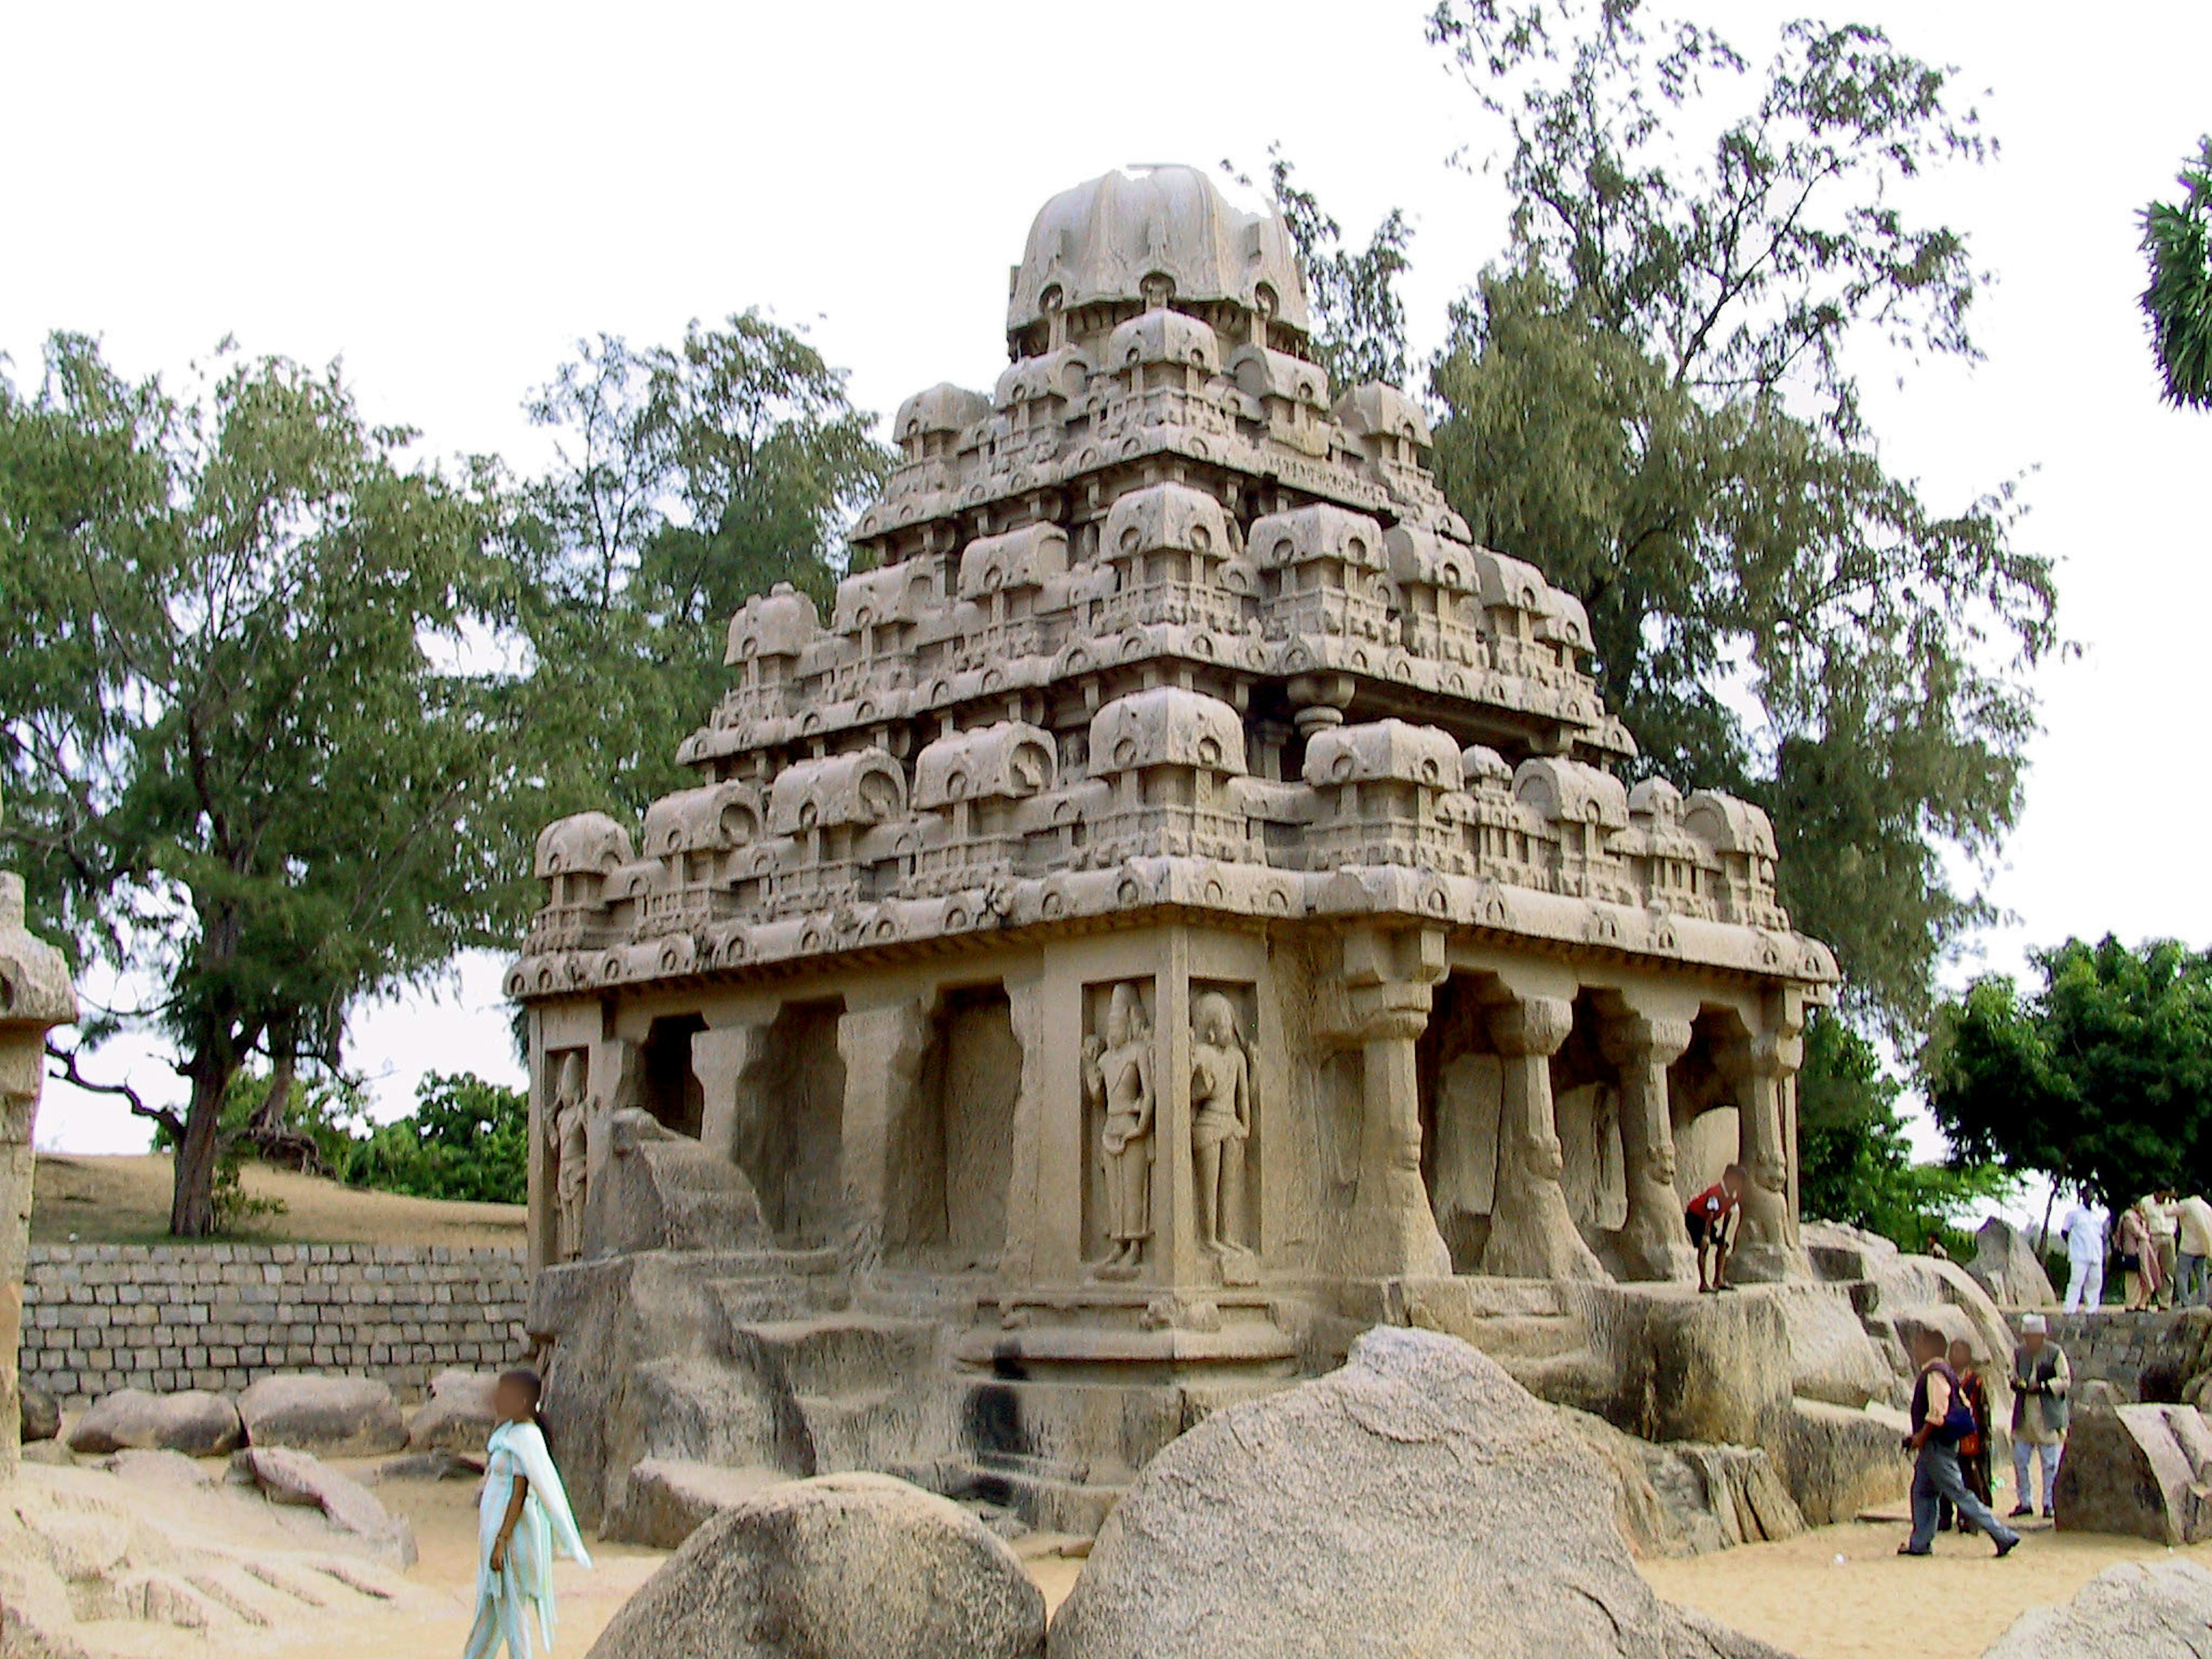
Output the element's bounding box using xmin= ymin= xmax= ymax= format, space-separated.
xmin=2061 ymin=1201 xmax=2106 ymax=1312
xmin=2175 ymin=1194 xmax=2212 ymax=1307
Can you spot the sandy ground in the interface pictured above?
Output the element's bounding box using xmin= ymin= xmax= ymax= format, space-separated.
xmin=1645 ymin=1500 xmax=2212 ymax=1659
xmin=19 ymin=1435 xmax=2203 ymax=1659
xmin=31 ymin=1153 xmax=526 ymax=1247
xmin=301 ymin=1467 xmax=2204 ymax=1659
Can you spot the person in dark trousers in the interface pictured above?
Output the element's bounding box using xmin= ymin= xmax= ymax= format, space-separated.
xmin=1685 ymin=1165 xmax=1747 ymax=1293
xmin=1900 ymin=1327 xmax=2020 ymax=1558
xmin=1948 ymin=1337 xmax=1995 ymax=1532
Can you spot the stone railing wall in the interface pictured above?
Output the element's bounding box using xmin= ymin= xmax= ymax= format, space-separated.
xmin=2036 ymin=1308 xmax=2212 ymax=1401
xmin=16 ymin=1242 xmax=529 ymax=1404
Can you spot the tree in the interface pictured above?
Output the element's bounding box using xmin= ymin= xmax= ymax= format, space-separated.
xmin=1412 ymin=1 xmax=2059 ymax=1041
xmin=2142 ymin=136 xmax=2212 ymax=410
xmin=1923 ymin=937 xmax=2212 ymax=1221
xmin=1797 ymin=1009 xmax=2008 ymax=1251
xmin=1228 ymin=150 xmax=1416 ymax=392
xmin=514 ymin=312 xmax=891 ymax=820
xmin=0 ymin=335 xmax=520 ymax=1235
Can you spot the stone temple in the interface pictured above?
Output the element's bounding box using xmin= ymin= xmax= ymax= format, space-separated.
xmin=512 ymin=164 xmax=1840 ymax=1535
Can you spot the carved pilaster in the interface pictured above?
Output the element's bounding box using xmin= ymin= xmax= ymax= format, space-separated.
xmin=834 ymin=1000 xmax=934 ymax=1271
xmin=1719 ymin=1014 xmax=1806 ymax=1282
xmin=1336 ymin=927 xmax=1450 ymax=1279
xmin=1597 ymin=1013 xmax=1695 ymax=1283
xmin=1481 ymin=994 xmax=1605 ymax=1281
xmin=1 ymin=874 xmax=77 ymax=1484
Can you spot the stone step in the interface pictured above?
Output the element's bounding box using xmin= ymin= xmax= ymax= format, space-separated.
xmin=739 ymin=1316 xmax=938 ymax=1396
xmin=948 ymin=1376 xmax=1193 ymax=1483
xmin=793 ymin=1384 xmax=944 ymax=1472
xmin=707 ymin=1256 xmax=852 ymax=1324
xmin=1449 ymin=1313 xmax=1587 ymax=1362
xmin=919 ymin=1459 xmax=1127 ymax=1537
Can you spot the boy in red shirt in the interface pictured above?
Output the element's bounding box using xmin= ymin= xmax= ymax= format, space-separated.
xmin=1685 ymin=1164 xmax=1747 ymax=1293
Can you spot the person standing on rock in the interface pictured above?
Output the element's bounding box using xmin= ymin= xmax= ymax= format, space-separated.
xmin=2175 ymin=1192 xmax=2212 ymax=1308
xmin=2116 ymin=1199 xmax=2162 ymax=1310
xmin=1685 ymin=1165 xmax=1746 ymax=1293
xmin=2008 ymin=1313 xmax=2070 ymax=1521
xmin=1900 ymin=1327 xmax=2021 ymax=1558
xmin=2143 ymin=1191 xmax=2180 ymax=1308
xmin=2060 ymin=1200 xmax=2107 ymax=1312
xmin=465 ymin=1369 xmax=592 ymax=1659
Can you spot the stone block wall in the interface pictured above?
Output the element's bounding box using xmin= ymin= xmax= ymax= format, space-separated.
xmin=17 ymin=1242 xmax=529 ymax=1404
xmin=2037 ymin=1308 xmax=2212 ymax=1400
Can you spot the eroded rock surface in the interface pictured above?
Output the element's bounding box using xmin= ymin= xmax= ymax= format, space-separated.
xmin=407 ymin=1368 xmax=501 ymax=1453
xmin=68 ymin=1387 xmax=243 ymax=1457
xmin=586 ymin=1471 xmax=1045 ymax=1659
xmin=1980 ymin=1559 xmax=2212 ymax=1657
xmin=238 ymin=1373 xmax=407 ymax=1457
xmin=1047 ymin=1327 xmax=1794 ymax=1659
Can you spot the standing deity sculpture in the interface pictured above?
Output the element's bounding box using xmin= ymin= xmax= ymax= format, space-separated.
xmin=1190 ymin=990 xmax=1252 ymax=1260
xmin=550 ymin=1051 xmax=590 ymax=1263
xmin=1085 ymin=982 xmax=1154 ymax=1279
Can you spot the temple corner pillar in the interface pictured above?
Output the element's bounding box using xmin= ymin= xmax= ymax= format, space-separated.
xmin=1 ymin=874 xmax=77 ymax=1485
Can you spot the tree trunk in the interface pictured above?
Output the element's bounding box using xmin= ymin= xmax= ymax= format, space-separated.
xmin=169 ymin=1032 xmax=246 ymax=1237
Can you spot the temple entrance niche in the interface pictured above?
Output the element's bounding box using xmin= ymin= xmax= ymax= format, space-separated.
xmin=1668 ymin=1012 xmax=1740 ymax=1204
xmin=1552 ymin=997 xmax=1627 ymax=1257
xmin=1416 ymin=972 xmax=1501 ymax=1274
xmin=640 ymin=1015 xmax=706 ymax=1139
xmin=885 ymin=983 xmax=1023 ymax=1270
xmin=1081 ymin=978 xmax=1158 ymax=1277
xmin=734 ymin=999 xmax=847 ymax=1249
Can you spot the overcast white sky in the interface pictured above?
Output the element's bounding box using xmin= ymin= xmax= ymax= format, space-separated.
xmin=9 ymin=1 xmax=2209 ymax=1160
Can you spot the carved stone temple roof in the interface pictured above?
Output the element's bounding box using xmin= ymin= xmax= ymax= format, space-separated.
xmin=511 ymin=166 xmax=1838 ymax=1003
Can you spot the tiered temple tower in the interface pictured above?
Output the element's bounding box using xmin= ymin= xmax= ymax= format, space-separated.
xmin=513 ymin=165 xmax=1836 ymax=1531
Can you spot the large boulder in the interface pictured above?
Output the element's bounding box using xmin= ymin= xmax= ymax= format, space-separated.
xmin=407 ymin=1369 xmax=501 ymax=1453
xmin=18 ymin=1379 xmax=60 ymax=1443
xmin=237 ymin=1374 xmax=407 ymax=1456
xmin=67 ymin=1388 xmax=242 ymax=1457
xmin=1559 ymin=1408 xmax=1806 ymax=1558
xmin=242 ymin=1445 xmax=419 ymax=1567
xmin=1047 ymin=1327 xmax=1793 ymax=1659
xmin=1766 ymin=1397 xmax=1911 ymax=1526
xmin=1981 ymin=1559 xmax=2212 ymax=1657
xmin=1762 ymin=1285 xmax=1895 ymax=1409
xmin=603 ymin=1456 xmax=787 ymax=1549
xmin=529 ymin=1251 xmax=818 ymax=1528
xmin=2052 ymin=1399 xmax=2212 ymax=1544
xmin=585 ymin=1471 xmax=1044 ymax=1659
xmin=1967 ymin=1217 xmax=2058 ymax=1309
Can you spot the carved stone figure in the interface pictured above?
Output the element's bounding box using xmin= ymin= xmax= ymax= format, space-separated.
xmin=1190 ymin=991 xmax=1252 ymax=1260
xmin=550 ymin=1052 xmax=590 ymax=1263
xmin=1085 ymin=982 xmax=1154 ymax=1279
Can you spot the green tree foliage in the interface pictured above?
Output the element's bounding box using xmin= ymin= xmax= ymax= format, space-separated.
xmin=1923 ymin=937 xmax=2212 ymax=1215
xmin=0 ymin=335 xmax=521 ymax=1236
xmin=2142 ymin=137 xmax=2212 ymax=410
xmin=329 ymin=1071 xmax=528 ymax=1206
xmin=1417 ymin=1 xmax=2059 ymax=1040
xmin=1797 ymin=1009 xmax=2008 ymax=1251
xmin=514 ymin=312 xmax=892 ymax=819
xmin=1229 ymin=149 xmax=1415 ymax=392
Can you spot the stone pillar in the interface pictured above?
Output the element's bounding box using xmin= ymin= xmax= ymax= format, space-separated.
xmin=1 ymin=874 xmax=76 ymax=1482
xmin=1338 ymin=926 xmax=1449 ymax=1280
xmin=1597 ymin=1012 xmax=1695 ymax=1283
xmin=1481 ymin=995 xmax=1604 ymax=1281
xmin=1732 ymin=1025 xmax=1805 ymax=1280
xmin=832 ymin=1000 xmax=931 ymax=1270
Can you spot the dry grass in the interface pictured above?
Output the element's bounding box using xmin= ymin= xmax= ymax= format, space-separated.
xmin=31 ymin=1153 xmax=526 ymax=1248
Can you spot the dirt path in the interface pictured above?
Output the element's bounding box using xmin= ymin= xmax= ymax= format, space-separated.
xmin=31 ymin=1153 xmax=525 ymax=1248
xmin=1641 ymin=1511 xmax=2212 ymax=1658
